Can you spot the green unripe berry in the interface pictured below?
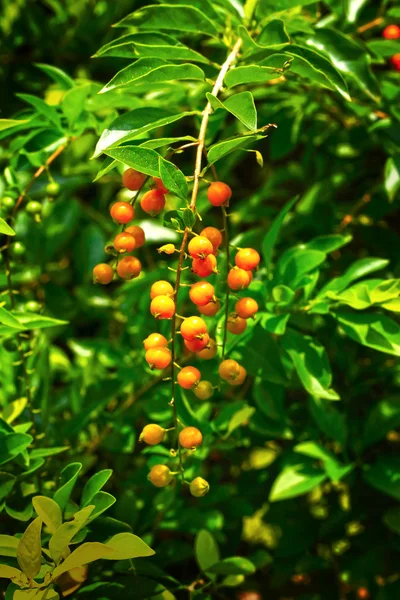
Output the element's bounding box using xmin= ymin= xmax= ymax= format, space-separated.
xmin=26 ymin=201 xmax=42 ymax=214
xmin=190 ymin=477 xmax=210 ymax=497
xmin=2 ymin=196 xmax=15 ymax=209
xmin=11 ymin=242 xmax=26 ymax=256
xmin=24 ymin=301 xmax=41 ymax=313
xmin=2 ymin=338 xmax=19 ymax=353
xmin=46 ymin=181 xmax=60 ymax=196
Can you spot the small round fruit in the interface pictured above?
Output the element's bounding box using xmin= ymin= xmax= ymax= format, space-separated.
xmin=197 ymin=338 xmax=217 ymax=360
xmin=2 ymin=338 xmax=18 ymax=353
xmin=177 ymin=366 xmax=201 ymax=389
xmin=180 ymin=316 xmax=207 ymax=341
xmin=24 ymin=300 xmax=41 ymax=313
xmin=150 ymin=280 xmax=174 ymax=299
xmin=145 ymin=346 xmax=171 ymax=370
xmin=184 ymin=333 xmax=210 ymax=353
xmin=93 ymin=263 xmax=114 ymax=285
xmin=179 ymin=426 xmax=203 ymax=449
xmin=122 ymin=168 xmax=146 ymax=191
xmin=125 ymin=225 xmax=146 ymax=248
xmin=140 ymin=424 xmax=165 ymax=445
xmin=383 ymin=24 xmax=400 ymax=39
xmin=237 ymin=591 xmax=262 ymax=600
xmin=227 ymin=267 xmax=251 ymax=291
xmin=158 ymin=244 xmax=175 ymax=255
xmin=227 ymin=315 xmax=247 ymax=335
xmin=200 ymin=226 xmax=222 ymax=251
xmin=25 ymin=201 xmax=42 ymax=214
xmin=207 ymin=181 xmax=232 ymax=206
xmin=116 ymin=256 xmax=141 ymax=279
xmin=219 ymin=359 xmax=241 ymax=381
xmin=235 ymin=248 xmax=260 ymax=271
xmin=11 ymin=242 xmax=26 ymax=256
xmin=140 ymin=189 xmax=165 ymax=216
xmin=2 ymin=196 xmax=15 ymax=209
xmin=144 ymin=333 xmax=169 ymax=351
xmin=194 ymin=381 xmax=214 ymax=401
xmin=153 ymin=177 xmax=168 ymax=194
xmin=110 ymin=201 xmax=135 ymax=224
xmin=235 ymin=297 xmax=259 ymax=319
xmin=150 ymin=295 xmax=175 ymax=319
xmin=46 ymin=181 xmax=60 ymax=196
xmin=190 ymin=477 xmax=210 ymax=497
xmin=148 ymin=464 xmax=173 ymax=487
xmin=189 ymin=282 xmax=215 ymax=307
xmin=198 ymin=299 xmax=220 ymax=317
xmin=356 ymin=588 xmax=370 ymax=600
xmin=391 ymin=53 xmax=400 ymax=70
xmin=192 ymin=254 xmax=217 ymax=277
xmin=230 ymin=365 xmax=247 ymax=386
xmin=113 ymin=232 xmax=136 ymax=253
xmin=188 ymin=236 xmax=213 ymax=259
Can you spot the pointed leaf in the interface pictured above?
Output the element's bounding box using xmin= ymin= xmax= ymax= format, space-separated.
xmin=0 ymin=535 xmax=19 ymax=557
xmin=159 ymin=157 xmax=188 ymax=201
xmin=104 ymin=146 xmax=160 ymax=177
xmin=32 ymin=497 xmax=62 ymax=535
xmin=53 ymin=463 xmax=82 ymax=512
xmin=195 ymin=530 xmax=220 ymax=573
xmin=333 ymin=311 xmax=400 ymax=356
xmin=102 ymin=533 xmax=155 ymax=560
xmin=0 ymin=218 xmax=16 ymax=236
xmin=262 ymin=196 xmax=298 ymax=270
xmin=17 ymin=518 xmax=42 ymax=578
xmin=49 ymin=505 xmax=95 ymax=564
xmin=269 ymin=463 xmax=326 ymax=502
xmin=52 ymin=542 xmax=115 ymax=579
xmin=81 ymin=469 xmax=113 ymax=506
xmin=207 ymin=134 xmax=265 ymax=165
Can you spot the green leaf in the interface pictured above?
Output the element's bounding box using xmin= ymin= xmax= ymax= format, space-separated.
xmin=3 ymin=398 xmax=28 ymax=424
xmin=0 ymin=218 xmax=16 ymax=237
xmin=207 ymin=134 xmax=265 ymax=165
xmin=34 ymin=63 xmax=75 ymax=89
xmin=29 ymin=447 xmax=69 ymax=459
xmin=363 ymin=457 xmax=400 ymax=500
xmin=250 ymin=19 xmax=290 ymax=50
xmin=276 ymin=248 xmax=326 ymax=289
xmin=17 ymin=517 xmax=42 ymax=579
xmin=49 ymin=505 xmax=95 ymax=564
xmin=100 ymin=59 xmax=204 ymax=94
xmin=93 ymin=156 xmax=118 ymax=182
xmin=195 ymin=530 xmax=220 ymax=573
xmin=0 ymin=432 xmax=33 ymax=466
xmin=319 ymin=257 xmax=389 ymax=296
xmin=85 ymin=491 xmax=116 ymax=523
xmin=0 ymin=313 xmax=68 ymax=333
xmin=53 ymin=463 xmax=82 ymax=512
xmin=223 ymin=405 xmax=255 ymax=439
xmin=326 ymin=279 xmax=400 ymax=310
xmin=158 ymin=157 xmax=188 ymax=201
xmin=0 ymin=119 xmax=29 ymax=132
xmin=0 ymin=535 xmax=19 ymax=557
xmin=368 ymin=39 xmax=400 ymax=59
xmin=0 ymin=307 xmax=21 ymax=328
xmin=256 ymin=0 xmax=317 ymax=16
xmin=104 ymin=146 xmax=160 ymax=177
xmin=294 ymin=442 xmax=352 ymax=482
xmin=333 ymin=311 xmax=400 ymax=356
xmin=181 ymin=208 xmax=196 ymax=229
xmin=261 ymin=313 xmax=289 ymax=335
xmin=81 ymin=469 xmax=113 ymax=507
xmin=32 ymin=496 xmax=62 ymax=534
xmin=51 ymin=542 xmax=115 ymax=579
xmin=308 ymin=397 xmax=347 ymax=446
xmin=114 ymin=5 xmax=220 ymax=38
xmin=262 ymin=196 xmax=298 ymax=270
xmin=306 ymin=234 xmax=352 ymax=253
xmin=207 ymin=91 xmax=257 ymax=131
xmin=207 ymin=557 xmax=256 ymax=575
xmin=383 ymin=507 xmax=400 ymax=535
xmin=384 ymin=156 xmax=400 ymax=203
xmin=363 ymin=397 xmax=400 ymax=449
xmin=225 ymin=64 xmax=284 ymax=88
xmin=102 ymin=533 xmax=155 ymax=560
xmin=16 ymin=94 xmax=63 ymax=130
xmin=283 ymin=329 xmax=340 ymax=400
xmin=269 ymin=463 xmax=326 ymax=502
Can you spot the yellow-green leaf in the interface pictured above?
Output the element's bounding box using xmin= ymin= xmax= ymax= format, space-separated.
xmin=102 ymin=533 xmax=155 ymax=560
xmin=51 ymin=542 xmax=115 ymax=579
xmin=49 ymin=505 xmax=94 ymax=564
xmin=0 ymin=534 xmax=19 ymax=557
xmin=17 ymin=517 xmax=42 ymax=579
xmin=32 ymin=496 xmax=62 ymax=535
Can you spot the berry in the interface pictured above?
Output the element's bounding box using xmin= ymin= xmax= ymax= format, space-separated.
xmin=140 ymin=189 xmax=165 ymax=216
xmin=184 ymin=334 xmax=210 ymax=353
xmin=158 ymin=244 xmax=175 ymax=255
xmin=11 ymin=242 xmax=26 ymax=256
xmin=125 ymin=225 xmax=146 ymax=248
xmin=189 ymin=282 xmax=215 ymax=306
xmin=235 ymin=248 xmax=260 ymax=271
xmin=180 ymin=316 xmax=208 ymax=341
xmin=383 ymin=24 xmax=400 ymax=39
xmin=2 ymin=338 xmax=18 ymax=353
xmin=24 ymin=301 xmax=41 ymax=313
xmin=237 ymin=592 xmax=262 ymax=600
xmin=46 ymin=181 xmax=60 ymax=196
xmin=198 ymin=299 xmax=220 ymax=317
xmin=190 ymin=477 xmax=210 ymax=497
xmin=230 ymin=365 xmax=247 ymax=386
xmin=144 ymin=333 xmax=169 ymax=351
xmin=194 ymin=380 xmax=214 ymax=400
xmin=192 ymin=254 xmax=217 ymax=277
xmin=140 ymin=424 xmax=165 ymax=445
xmin=219 ymin=359 xmax=241 ymax=381
xmin=122 ymin=168 xmax=146 ymax=191
xmin=110 ymin=201 xmax=134 ymax=224
xmin=227 ymin=267 xmax=251 ymax=290
xmin=150 ymin=280 xmax=174 ymax=299
xmin=148 ymin=464 xmax=173 ymax=487
xmin=356 ymin=588 xmax=370 ymax=600
xmin=207 ymin=181 xmax=232 ymax=206
xmin=391 ymin=53 xmax=400 ymax=70
xmin=150 ymin=295 xmax=175 ymax=319
xmin=93 ymin=263 xmax=114 ymax=285
xmin=177 ymin=366 xmax=201 ymax=389
xmin=235 ymin=297 xmax=258 ymax=319
xmin=25 ymin=201 xmax=42 ymax=214
xmin=116 ymin=256 xmax=141 ymax=279
xmin=227 ymin=315 xmax=247 ymax=335
xmin=153 ymin=177 xmax=169 ymax=194
xmin=188 ymin=236 xmax=213 ymax=259
xmin=113 ymin=232 xmax=136 ymax=253
xmin=197 ymin=338 xmax=217 ymax=360
xmin=179 ymin=426 xmax=203 ymax=449
xmin=2 ymin=196 xmax=15 ymax=209
xmin=145 ymin=346 xmax=171 ymax=370
xmin=200 ymin=226 xmax=222 ymax=251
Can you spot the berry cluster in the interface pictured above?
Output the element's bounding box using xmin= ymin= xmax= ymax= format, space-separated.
xmin=382 ymin=24 xmax=400 ymax=70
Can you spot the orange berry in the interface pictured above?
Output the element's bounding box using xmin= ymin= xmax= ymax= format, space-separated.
xmin=153 ymin=177 xmax=169 ymax=194
xmin=227 ymin=315 xmax=247 ymax=335
xmin=148 ymin=464 xmax=172 ymax=487
xmin=140 ymin=189 xmax=165 ymax=216
xmin=200 ymin=226 xmax=222 ymax=251
xmin=150 ymin=295 xmax=175 ymax=319
xmin=116 ymin=256 xmax=141 ymax=279
xmin=198 ymin=299 xmax=220 ymax=317
xmin=391 ymin=53 xmax=400 ymax=70
xmin=207 ymin=181 xmax=232 ymax=206
xmin=237 ymin=592 xmax=262 ymax=600
xmin=189 ymin=282 xmax=215 ymax=306
xmin=227 ymin=267 xmax=251 ymax=290
xmin=145 ymin=346 xmax=171 ymax=370
xmin=110 ymin=201 xmax=134 ymax=224
xmin=180 ymin=316 xmax=207 ymax=341
xmin=192 ymin=254 xmax=217 ymax=277
xmin=235 ymin=297 xmax=259 ymax=319
xmin=184 ymin=333 xmax=210 ymax=353
xmin=140 ymin=424 xmax=165 ymax=445
xmin=143 ymin=333 xmax=169 ymax=351
xmin=356 ymin=588 xmax=370 ymax=600
xmin=150 ymin=280 xmax=174 ymax=299
xmin=125 ymin=225 xmax=145 ymax=248
xmin=179 ymin=426 xmax=203 ymax=449
xmin=177 ymin=366 xmax=201 ymax=389
xmin=190 ymin=477 xmax=210 ymax=497
xmin=113 ymin=232 xmax=136 ymax=253
xmin=230 ymin=365 xmax=247 ymax=386
xmin=122 ymin=168 xmax=146 ymax=191
xmin=188 ymin=236 xmax=213 ymax=259
xmin=218 ymin=359 xmax=240 ymax=381
xmin=197 ymin=338 xmax=217 ymax=360
xmin=93 ymin=263 xmax=114 ymax=285
xmin=383 ymin=24 xmax=400 ymax=39
xmin=194 ymin=380 xmax=214 ymax=401
xmin=235 ymin=248 xmax=260 ymax=271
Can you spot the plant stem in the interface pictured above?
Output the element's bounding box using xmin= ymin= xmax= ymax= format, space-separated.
xmin=221 ymin=206 xmax=230 ymax=360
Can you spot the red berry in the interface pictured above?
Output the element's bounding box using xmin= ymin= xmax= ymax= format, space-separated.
xmin=180 ymin=316 xmax=208 ymax=341
xmin=148 ymin=464 xmax=172 ymax=487
xmin=116 ymin=256 xmax=141 ymax=279
xmin=184 ymin=334 xmax=210 ymax=353
xmin=189 ymin=282 xmax=215 ymax=306
xmin=122 ymin=168 xmax=146 ymax=191
xmin=140 ymin=424 xmax=165 ymax=445
xmin=235 ymin=297 xmax=259 ymax=319
xmin=110 ymin=201 xmax=134 ymax=224
xmin=150 ymin=280 xmax=174 ymax=299
xmin=227 ymin=267 xmax=252 ymax=291
xmin=188 ymin=236 xmax=214 ymax=259
xmin=391 ymin=53 xmax=400 ymax=70
xmin=113 ymin=232 xmax=136 ymax=253
xmin=198 ymin=299 xmax=220 ymax=316
xmin=383 ymin=24 xmax=400 ymax=39
xmin=227 ymin=315 xmax=247 ymax=335
xmin=177 ymin=366 xmax=201 ymax=389
xmin=145 ymin=346 xmax=171 ymax=370
xmin=192 ymin=254 xmax=218 ymax=277
xmin=150 ymin=295 xmax=175 ymax=319
xmin=143 ymin=333 xmax=169 ymax=351
xmin=125 ymin=225 xmax=146 ymax=248
xmin=197 ymin=338 xmax=217 ymax=360
xmin=179 ymin=426 xmax=203 ymax=448
xmin=141 ymin=189 xmax=165 ymax=216
xmin=356 ymin=588 xmax=370 ymax=600
xmin=93 ymin=263 xmax=114 ymax=285
xmin=235 ymin=248 xmax=260 ymax=271
xmin=153 ymin=177 xmax=169 ymax=194
xmin=200 ymin=226 xmax=223 ymax=251
xmin=207 ymin=181 xmax=232 ymax=206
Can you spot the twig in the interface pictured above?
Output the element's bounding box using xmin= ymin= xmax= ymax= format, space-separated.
xmin=221 ymin=206 xmax=231 ymax=359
